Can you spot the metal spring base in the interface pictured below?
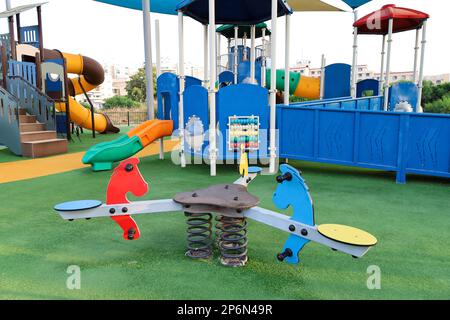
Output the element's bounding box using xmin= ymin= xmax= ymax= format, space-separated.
xmin=216 ymin=215 xmax=248 ymax=267
xmin=185 ymin=212 xmax=213 ymax=259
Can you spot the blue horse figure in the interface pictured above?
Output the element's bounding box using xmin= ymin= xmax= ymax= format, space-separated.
xmin=273 ymin=164 xmax=315 ymax=264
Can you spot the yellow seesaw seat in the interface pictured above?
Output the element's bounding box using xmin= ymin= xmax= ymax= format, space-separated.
xmin=318 ymin=224 xmax=378 ymax=247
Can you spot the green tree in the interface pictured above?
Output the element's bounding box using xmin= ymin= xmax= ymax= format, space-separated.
xmin=125 ymin=66 xmax=157 ymax=103
xmin=424 ymin=95 xmax=450 ymax=114
xmin=103 ymin=96 xmax=140 ymax=109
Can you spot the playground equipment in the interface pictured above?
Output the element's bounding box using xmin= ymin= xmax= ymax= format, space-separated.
xmin=0 ymin=2 xmax=118 ymax=158
xmin=54 ymin=155 xmax=377 ymax=267
xmin=351 ymin=4 xmax=430 ymax=112
xmin=82 ymin=119 xmax=173 ymax=171
xmin=90 ymin=0 xmax=449 ymax=184
xmin=43 ymin=49 xmax=119 ymax=134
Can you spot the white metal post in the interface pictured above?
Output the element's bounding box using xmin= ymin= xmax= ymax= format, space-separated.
xmin=216 ymin=32 xmax=221 ymax=77
xmin=320 ymin=54 xmax=326 ymax=100
xmin=284 ymin=14 xmax=291 ymax=105
xmin=379 ymin=35 xmax=386 ymax=94
xmin=250 ymin=25 xmax=256 ymax=83
xmin=383 ymin=18 xmax=394 ymax=111
xmin=416 ymin=20 xmax=427 ymax=113
xmin=5 ymin=0 xmax=11 ymax=10
xmin=142 ymin=0 xmax=155 ymax=120
xmin=209 ymin=0 xmax=217 ymax=176
xmin=203 ymin=25 xmax=209 ymax=87
xmin=413 ymin=28 xmax=420 ymax=84
xmin=234 ymin=26 xmax=238 ymax=84
xmin=350 ymin=10 xmax=359 ymax=98
xmin=155 ymin=19 xmax=164 ymax=160
xmin=269 ymin=0 xmax=278 ymax=173
xmin=243 ymin=32 xmax=248 ymax=60
xmin=261 ymin=28 xmax=267 ymax=88
xmin=177 ymin=11 xmax=186 ymax=167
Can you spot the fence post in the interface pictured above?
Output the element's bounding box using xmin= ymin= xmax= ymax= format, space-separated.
xmin=127 ymin=111 xmax=130 ymax=126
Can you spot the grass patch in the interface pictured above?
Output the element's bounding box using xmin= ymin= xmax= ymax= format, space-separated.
xmin=0 ymin=158 xmax=449 ymax=299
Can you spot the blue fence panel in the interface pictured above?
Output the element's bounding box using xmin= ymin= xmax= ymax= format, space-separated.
xmin=278 ymin=104 xmax=450 ymax=183
xmin=0 ymin=86 xmax=21 ymax=155
xmin=405 ymin=114 xmax=450 ymax=178
xmin=8 ymin=60 xmax=37 ymax=87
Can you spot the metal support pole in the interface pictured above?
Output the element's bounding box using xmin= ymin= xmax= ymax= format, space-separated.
xmin=178 ymin=11 xmax=186 ymax=167
xmin=155 ymin=19 xmax=164 ymax=160
xmin=320 ymin=54 xmax=326 ymax=100
xmin=284 ymin=15 xmax=290 ymax=105
xmin=208 ymin=0 xmax=217 ymax=176
xmin=379 ymin=35 xmax=386 ymax=94
xmin=269 ymin=0 xmax=278 ymax=173
xmin=250 ymin=25 xmax=256 ymax=83
xmin=203 ymin=25 xmax=209 ymax=87
xmin=413 ymin=28 xmax=420 ymax=84
xmin=416 ymin=20 xmax=427 ymax=113
xmin=261 ymin=28 xmax=267 ymax=88
xmin=234 ymin=26 xmax=238 ymax=84
xmin=216 ymin=32 xmax=221 ymax=78
xmin=142 ymin=0 xmax=155 ymax=120
xmin=350 ymin=10 xmax=358 ymax=98
xmin=37 ymin=6 xmax=44 ymax=60
xmin=383 ymin=18 xmax=394 ymax=111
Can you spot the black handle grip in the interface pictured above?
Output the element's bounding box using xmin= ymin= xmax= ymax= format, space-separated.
xmin=277 ymin=248 xmax=293 ymax=262
xmin=276 ymin=172 xmax=292 ymax=183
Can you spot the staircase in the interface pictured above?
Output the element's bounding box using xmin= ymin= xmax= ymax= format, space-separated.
xmin=18 ymin=108 xmax=67 ymax=158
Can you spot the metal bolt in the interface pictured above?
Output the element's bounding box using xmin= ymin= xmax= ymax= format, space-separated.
xmin=301 ymin=229 xmax=308 ymax=236
xmin=125 ymin=164 xmax=134 ymax=172
xmin=289 ymin=225 xmax=296 ymax=232
xmin=109 ymin=208 xmax=116 ymax=214
xmin=122 ymin=207 xmax=128 ymax=213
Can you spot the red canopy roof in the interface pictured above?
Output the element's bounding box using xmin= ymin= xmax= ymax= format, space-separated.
xmin=354 ymin=4 xmax=429 ymax=35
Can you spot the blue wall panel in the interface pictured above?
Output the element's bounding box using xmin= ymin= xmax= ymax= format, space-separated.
xmin=278 ymin=104 xmax=450 ymax=183
xmin=318 ymin=111 xmax=354 ymax=162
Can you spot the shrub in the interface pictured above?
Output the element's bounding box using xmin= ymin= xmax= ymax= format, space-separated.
xmin=103 ymin=96 xmax=140 ymax=109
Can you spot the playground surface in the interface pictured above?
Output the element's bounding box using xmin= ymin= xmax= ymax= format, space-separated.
xmin=0 ymin=141 xmax=449 ymax=299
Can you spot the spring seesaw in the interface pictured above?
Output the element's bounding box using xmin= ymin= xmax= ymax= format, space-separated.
xmin=54 ymin=154 xmax=377 ymax=267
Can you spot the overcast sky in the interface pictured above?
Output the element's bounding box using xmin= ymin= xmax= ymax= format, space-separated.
xmin=2 ymin=0 xmax=448 ymax=75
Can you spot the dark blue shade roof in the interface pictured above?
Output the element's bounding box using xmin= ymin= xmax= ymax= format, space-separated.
xmin=95 ymin=0 xmax=179 ymax=15
xmin=177 ymin=0 xmax=292 ymax=25
xmin=341 ymin=0 xmax=372 ymax=9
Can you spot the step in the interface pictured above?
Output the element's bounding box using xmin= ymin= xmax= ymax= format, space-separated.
xmin=19 ymin=114 xmax=37 ymax=123
xmin=18 ymin=108 xmax=27 ymax=115
xmin=21 ymin=131 xmax=57 ymax=142
xmin=21 ymin=139 xmax=68 ymax=158
xmin=20 ymin=122 xmax=46 ymax=133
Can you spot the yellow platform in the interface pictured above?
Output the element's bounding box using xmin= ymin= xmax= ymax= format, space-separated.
xmin=318 ymin=224 xmax=377 ymax=247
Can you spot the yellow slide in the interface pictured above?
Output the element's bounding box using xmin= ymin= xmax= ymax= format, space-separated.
xmin=44 ymin=49 xmax=119 ymax=133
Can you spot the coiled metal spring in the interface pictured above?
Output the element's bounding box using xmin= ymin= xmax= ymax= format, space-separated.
xmin=185 ymin=212 xmax=213 ymax=259
xmin=216 ymin=215 xmax=248 ymax=267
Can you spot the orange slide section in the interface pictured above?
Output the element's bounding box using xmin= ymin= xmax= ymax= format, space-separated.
xmin=83 ymin=119 xmax=173 ymax=171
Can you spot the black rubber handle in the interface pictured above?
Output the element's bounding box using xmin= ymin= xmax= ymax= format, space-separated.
xmin=276 ymin=172 xmax=292 ymax=183
xmin=277 ymin=248 xmax=293 ymax=262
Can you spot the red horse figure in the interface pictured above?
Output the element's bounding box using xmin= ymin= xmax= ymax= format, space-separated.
xmin=106 ymin=157 xmax=149 ymax=240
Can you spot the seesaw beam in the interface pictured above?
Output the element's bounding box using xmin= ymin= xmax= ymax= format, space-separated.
xmin=55 ymin=200 xmax=370 ymax=258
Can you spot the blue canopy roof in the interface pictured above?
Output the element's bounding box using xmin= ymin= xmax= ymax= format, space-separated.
xmin=341 ymin=0 xmax=372 ymax=10
xmin=177 ymin=0 xmax=292 ymax=25
xmin=94 ymin=0 xmax=179 ymax=15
